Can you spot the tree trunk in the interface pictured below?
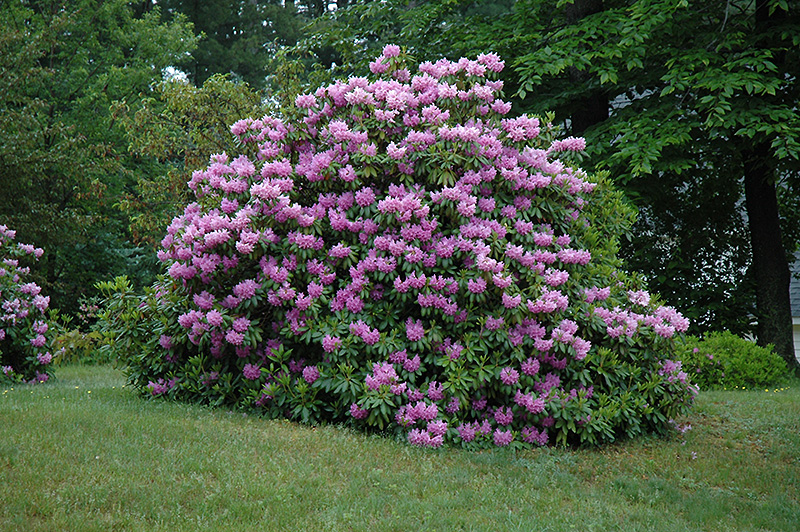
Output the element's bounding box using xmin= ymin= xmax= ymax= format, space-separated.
xmin=742 ymin=142 xmax=799 ymax=372
xmin=564 ymin=0 xmax=608 ymax=135
xmin=743 ymin=0 xmax=798 ymax=372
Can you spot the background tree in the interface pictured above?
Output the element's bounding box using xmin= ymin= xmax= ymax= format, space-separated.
xmin=512 ymin=0 xmax=800 ymax=370
xmin=113 ymin=74 xmax=269 ymax=247
xmin=0 ymin=0 xmax=198 ymax=314
xmin=156 ymin=0 xmax=305 ymax=88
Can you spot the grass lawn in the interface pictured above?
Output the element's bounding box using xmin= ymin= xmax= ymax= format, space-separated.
xmin=1 ymin=364 xmax=798 ymax=531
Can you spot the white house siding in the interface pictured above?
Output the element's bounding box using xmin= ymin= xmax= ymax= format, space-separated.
xmin=794 ymin=319 xmax=800 ymax=364
xmin=791 ymin=255 xmax=800 ymax=364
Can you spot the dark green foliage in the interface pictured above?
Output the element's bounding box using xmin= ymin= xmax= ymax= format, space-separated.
xmin=48 ymin=298 xmax=108 ymax=366
xmin=676 ymin=331 xmax=790 ymax=390
xmin=157 ymin=0 xmax=305 ymax=87
xmin=511 ymin=0 xmax=800 ymax=367
xmin=50 ymin=328 xmax=106 ymax=366
xmin=93 ymin=276 xmax=154 ymax=369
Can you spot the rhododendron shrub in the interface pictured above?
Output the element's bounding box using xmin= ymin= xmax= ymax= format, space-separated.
xmin=121 ymin=47 xmax=697 ymax=447
xmin=0 ymin=225 xmax=56 ymax=384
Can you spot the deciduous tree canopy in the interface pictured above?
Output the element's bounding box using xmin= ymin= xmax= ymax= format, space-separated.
xmin=0 ymin=0 xmax=198 ymax=312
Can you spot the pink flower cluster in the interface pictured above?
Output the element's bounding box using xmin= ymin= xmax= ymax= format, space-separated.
xmin=365 ymin=361 xmax=399 ymax=390
xmin=147 ymin=378 xmax=176 ymax=396
xmin=593 ymin=302 xmax=689 ymax=340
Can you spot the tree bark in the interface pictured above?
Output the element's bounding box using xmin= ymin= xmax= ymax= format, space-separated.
xmin=742 ymin=142 xmax=799 ymax=371
xmin=564 ymin=0 xmax=608 ymax=135
xmin=743 ymin=0 xmax=798 ymax=372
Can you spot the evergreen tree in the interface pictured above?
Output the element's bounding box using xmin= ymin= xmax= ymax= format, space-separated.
xmin=157 ymin=0 xmax=304 ymax=87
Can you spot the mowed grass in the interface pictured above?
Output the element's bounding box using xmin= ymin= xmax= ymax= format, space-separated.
xmin=1 ymin=365 xmax=798 ymax=532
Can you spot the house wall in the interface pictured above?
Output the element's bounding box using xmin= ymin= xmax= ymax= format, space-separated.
xmin=793 ymin=318 xmax=800 ymax=364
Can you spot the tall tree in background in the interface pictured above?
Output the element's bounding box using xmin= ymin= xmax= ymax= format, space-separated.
xmin=278 ymin=0 xmax=800 ymax=370
xmin=113 ymin=74 xmax=269 ymax=247
xmin=562 ymin=0 xmax=607 ymax=135
xmin=0 ymin=0 xmax=198 ymax=314
xmin=157 ymin=0 xmax=304 ymax=87
xmin=511 ymin=0 xmax=768 ymax=339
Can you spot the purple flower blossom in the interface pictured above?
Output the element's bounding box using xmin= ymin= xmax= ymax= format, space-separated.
xmin=389 ymin=349 xmax=408 ymax=364
xmin=302 ymin=365 xmax=320 ymax=384
xmin=147 ymin=378 xmax=175 ymax=396
xmin=225 ymin=330 xmax=245 ymax=345
xmin=355 ymin=187 xmax=376 ymax=207
xmin=350 ymin=403 xmax=369 ymax=419
xmin=366 ymin=362 xmax=398 ymax=390
xmin=494 ymin=406 xmax=513 ymax=426
xmin=382 ymin=44 xmax=401 ymax=58
xmin=548 ymin=136 xmax=586 ymax=153
xmin=427 ymin=381 xmax=444 ymax=401
xmin=473 ymin=396 xmax=487 ymax=411
xmin=483 ymin=316 xmax=503 ymax=332
xmin=243 ymin=364 xmax=262 ymax=380
xmin=515 ymin=390 xmax=546 ymax=414
xmin=493 ymin=428 xmax=513 ymax=446
xmin=521 ymin=357 xmax=540 ymax=376
xmin=206 ymin=310 xmax=224 ymax=327
xmin=403 ymin=355 xmax=421 ymax=372
xmin=329 ymin=243 xmax=352 ymax=259
xmin=308 ymin=282 xmax=324 ymax=298
xmin=232 ymin=317 xmax=251 ymax=333
xmin=408 ymin=428 xmax=429 ymax=446
xmin=467 ymin=277 xmax=487 ymax=294
xmin=349 ymin=320 xmax=381 ymax=345
xmin=445 ymin=397 xmax=461 ymax=414
xmin=405 ymin=317 xmax=424 ymax=341
xmin=427 ymin=420 xmax=448 ymax=437
xmin=158 ymin=335 xmax=173 ymax=350
xmin=295 ymin=94 xmax=317 ymax=109
xmin=457 ymin=423 xmax=478 ymax=442
xmin=233 ymin=279 xmax=260 ymax=300
xmin=628 ymin=290 xmax=651 ymax=307
xmin=500 ymin=367 xmax=519 ymax=386
xmin=502 ymin=293 xmax=521 ymax=309
xmin=522 ymin=426 xmax=549 ymax=446
xmin=30 ymin=334 xmax=46 ymax=347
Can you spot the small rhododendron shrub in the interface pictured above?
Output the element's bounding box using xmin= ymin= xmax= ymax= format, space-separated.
xmin=0 ymin=225 xmax=56 ymax=384
xmin=123 ymin=47 xmax=697 ymax=448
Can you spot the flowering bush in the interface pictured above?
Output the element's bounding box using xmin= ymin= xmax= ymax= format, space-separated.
xmin=0 ymin=225 xmax=56 ymax=384
xmin=115 ymin=46 xmax=697 ymax=448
